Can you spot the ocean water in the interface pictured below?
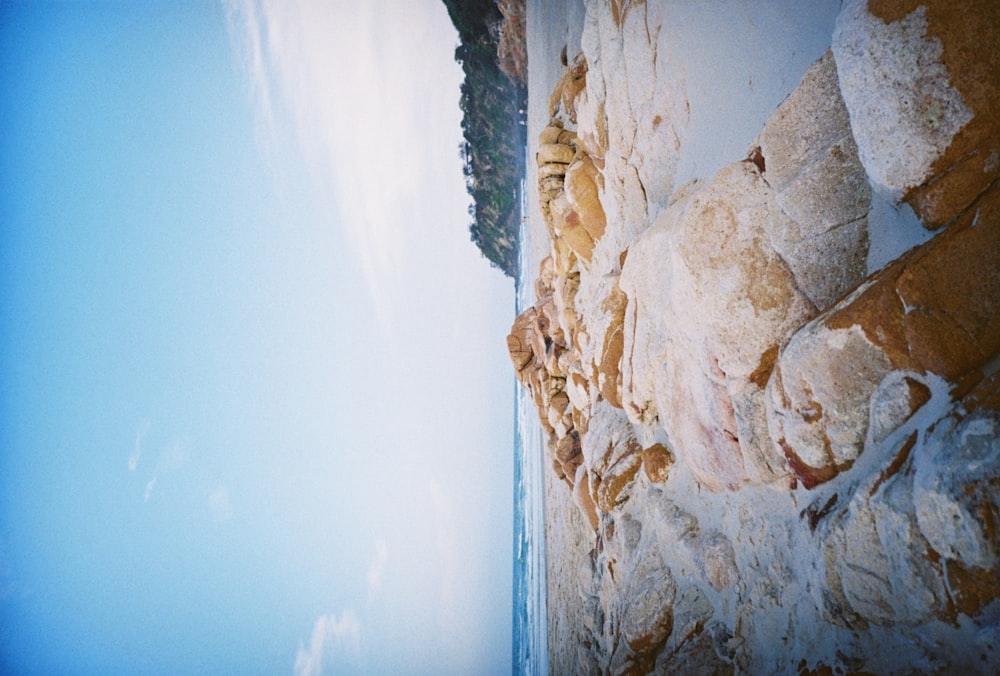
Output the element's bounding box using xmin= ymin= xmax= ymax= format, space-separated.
xmin=512 ymin=181 xmax=548 ymax=676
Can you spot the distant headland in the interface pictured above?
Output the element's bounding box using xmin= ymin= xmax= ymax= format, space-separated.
xmin=443 ymin=0 xmax=528 ymax=278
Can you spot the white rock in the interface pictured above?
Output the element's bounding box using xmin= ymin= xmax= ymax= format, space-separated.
xmin=832 ymin=1 xmax=973 ymax=202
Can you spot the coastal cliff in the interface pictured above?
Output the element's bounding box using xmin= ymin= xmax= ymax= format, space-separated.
xmin=511 ymin=1 xmax=1000 ymax=672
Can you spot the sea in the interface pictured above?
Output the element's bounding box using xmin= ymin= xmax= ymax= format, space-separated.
xmin=512 ymin=178 xmax=548 ymax=676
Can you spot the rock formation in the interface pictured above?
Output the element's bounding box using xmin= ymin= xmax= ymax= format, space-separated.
xmin=509 ymin=0 xmax=1000 ymax=672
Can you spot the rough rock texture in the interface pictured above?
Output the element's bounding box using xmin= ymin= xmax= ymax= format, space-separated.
xmin=514 ymin=0 xmax=1000 ymax=672
xmin=757 ymin=50 xmax=871 ymax=310
xmin=621 ymin=162 xmax=817 ymax=490
xmin=769 ymin=183 xmax=1000 ymax=487
xmin=833 ymin=0 xmax=1000 ymax=228
xmin=497 ymin=0 xmax=527 ymax=84
xmin=619 ymin=52 xmax=872 ymax=491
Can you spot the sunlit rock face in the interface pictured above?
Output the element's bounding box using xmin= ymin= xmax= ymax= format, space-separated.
xmin=769 ymin=184 xmax=1000 ymax=488
xmin=513 ymin=0 xmax=1000 ymax=672
xmin=833 ymin=0 xmax=1000 ymax=228
xmin=619 ymin=51 xmax=871 ymax=492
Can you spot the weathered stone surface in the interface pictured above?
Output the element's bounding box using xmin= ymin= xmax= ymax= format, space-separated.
xmin=576 ymin=0 xmax=687 ymax=258
xmin=555 ymin=431 xmax=584 ymax=486
xmin=573 ymin=466 xmax=600 ymax=532
xmin=823 ymin=481 xmax=947 ymax=626
xmin=914 ymin=409 xmax=1000 ymax=572
xmin=758 ymin=50 xmax=871 ymax=309
xmin=620 ymin=550 xmax=675 ymax=655
xmin=818 ymin=373 xmax=1000 ymax=632
xmin=693 ymin=531 xmax=739 ymax=591
xmin=521 ymin=3 xmax=1000 ymax=672
xmin=640 ymin=442 xmax=673 ymax=484
xmin=768 ymin=185 xmax=1000 ymax=487
xmin=590 ymin=280 xmax=626 ymax=408
xmin=548 ymin=52 xmax=588 ymax=123
xmin=621 ymin=161 xmax=817 ymax=490
xmin=564 ymin=153 xmax=606 ymax=243
xmin=506 ymin=307 xmax=537 ymax=372
xmin=610 ymin=49 xmax=877 ymax=492
xmin=833 ymin=0 xmax=1000 ymax=228
xmin=594 ymin=451 xmax=641 ymax=513
xmin=549 ymin=192 xmax=596 ymax=263
xmin=537 ymin=142 xmax=576 ymax=166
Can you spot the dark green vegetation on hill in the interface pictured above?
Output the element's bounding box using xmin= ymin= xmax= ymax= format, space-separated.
xmin=443 ymin=0 xmax=527 ymax=278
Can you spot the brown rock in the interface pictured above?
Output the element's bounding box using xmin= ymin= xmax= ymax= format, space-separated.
xmin=573 ymin=468 xmax=600 ymax=531
xmin=833 ymin=0 xmax=1000 ymax=228
xmin=595 ymin=452 xmax=641 ymax=513
xmin=550 ymin=193 xmax=596 ymax=263
xmin=641 ymin=443 xmax=674 ymax=483
xmin=537 ymin=142 xmax=576 ymax=166
xmin=593 ymin=282 xmax=627 ymax=408
xmin=757 ymin=50 xmax=871 ymax=309
xmin=768 ymin=184 xmax=1000 ymax=487
xmin=565 ymin=153 xmax=607 ymax=244
xmin=538 ymin=123 xmax=565 ymax=146
xmin=548 ymin=52 xmax=588 ymax=123
xmin=538 ymin=162 xmax=569 ymax=181
xmin=620 ymin=550 xmax=675 ymax=656
xmin=555 ymin=431 xmax=584 ymax=484
xmin=507 ymin=308 xmax=537 ymax=372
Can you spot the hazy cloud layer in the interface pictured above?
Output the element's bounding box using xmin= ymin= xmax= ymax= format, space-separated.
xmin=224 ymin=0 xmax=465 ymax=330
xmin=294 ymin=610 xmax=362 ymax=676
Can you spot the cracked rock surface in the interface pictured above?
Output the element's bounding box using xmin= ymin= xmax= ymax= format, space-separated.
xmin=514 ymin=0 xmax=1000 ymax=672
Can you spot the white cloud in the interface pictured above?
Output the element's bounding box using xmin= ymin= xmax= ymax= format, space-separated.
xmin=366 ymin=537 xmax=389 ymax=596
xmin=294 ymin=610 xmax=362 ymax=676
xmin=142 ymin=439 xmax=190 ymax=502
xmin=224 ymin=0 xmax=466 ymax=331
xmin=222 ymin=0 xmax=276 ymax=154
xmin=128 ymin=419 xmax=150 ymax=472
xmin=208 ymin=486 xmax=233 ymax=523
xmin=143 ymin=477 xmax=157 ymax=503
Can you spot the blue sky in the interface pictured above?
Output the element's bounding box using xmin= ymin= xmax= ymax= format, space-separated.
xmin=0 ymin=1 xmax=514 ymax=673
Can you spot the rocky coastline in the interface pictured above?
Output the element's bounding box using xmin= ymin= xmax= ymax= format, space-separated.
xmin=511 ymin=1 xmax=1000 ymax=672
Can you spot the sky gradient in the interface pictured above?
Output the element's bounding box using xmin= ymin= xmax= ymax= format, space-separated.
xmin=1 ymin=1 xmax=514 ymax=673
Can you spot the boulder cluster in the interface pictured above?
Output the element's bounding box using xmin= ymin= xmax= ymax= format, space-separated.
xmin=509 ymin=0 xmax=1000 ymax=672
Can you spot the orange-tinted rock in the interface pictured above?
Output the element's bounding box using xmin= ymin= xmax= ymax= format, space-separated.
xmin=593 ymin=282 xmax=626 ymax=408
xmin=565 ymin=153 xmax=607 ymax=244
xmin=768 ymin=185 xmax=1000 ymax=487
xmin=757 ymin=50 xmax=870 ymax=309
xmin=548 ymin=52 xmax=588 ymax=123
xmin=537 ymin=142 xmax=576 ymax=166
xmin=537 ymin=125 xmax=561 ymax=146
xmin=550 ymin=193 xmax=596 ymax=263
xmin=595 ymin=453 xmax=641 ymax=513
xmin=573 ymin=467 xmax=600 ymax=531
xmin=507 ymin=308 xmax=537 ymax=372
xmin=640 ymin=443 xmax=674 ymax=484
xmin=833 ymin=0 xmax=1000 ymax=228
xmin=555 ymin=431 xmax=584 ymax=485
xmin=621 ymin=162 xmax=817 ymax=490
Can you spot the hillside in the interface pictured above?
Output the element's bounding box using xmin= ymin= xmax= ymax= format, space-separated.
xmin=443 ymin=0 xmax=527 ymax=278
